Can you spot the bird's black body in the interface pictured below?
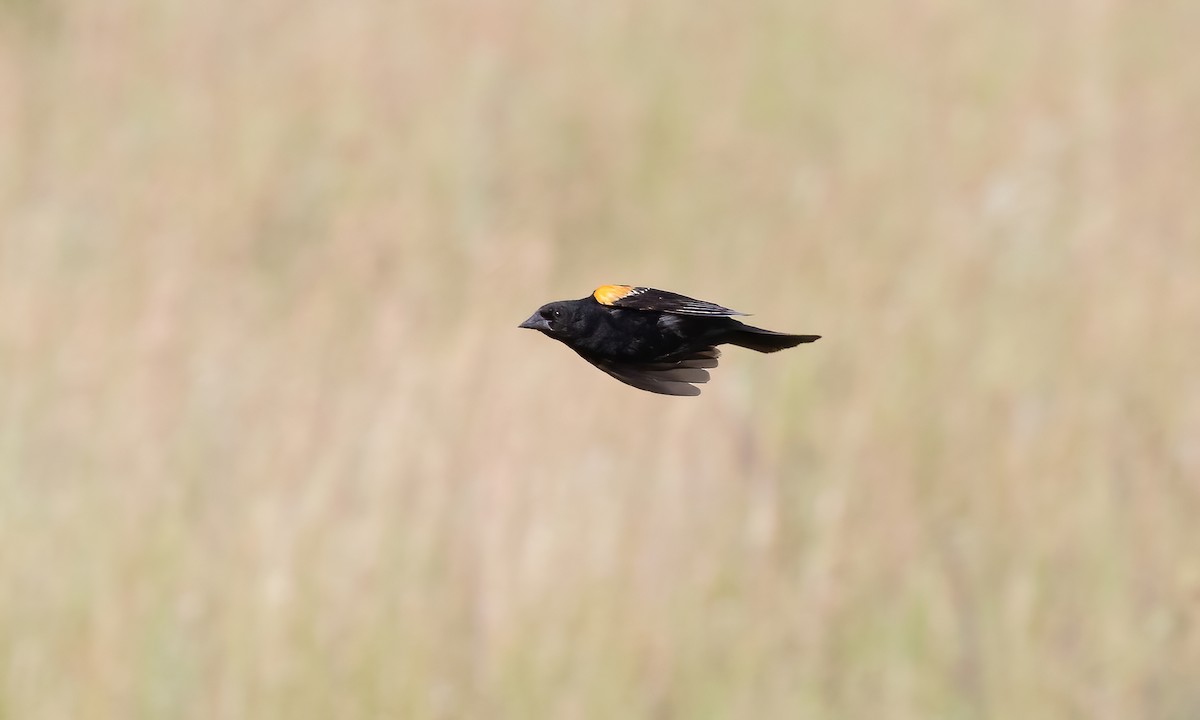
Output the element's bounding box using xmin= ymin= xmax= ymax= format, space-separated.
xmin=519 ymin=285 xmax=819 ymax=395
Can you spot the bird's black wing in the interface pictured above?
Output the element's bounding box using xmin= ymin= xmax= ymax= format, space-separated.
xmin=591 ymin=285 xmax=746 ymax=317
xmin=583 ymin=348 xmax=721 ymax=396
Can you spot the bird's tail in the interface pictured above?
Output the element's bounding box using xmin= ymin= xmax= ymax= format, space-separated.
xmin=726 ymin=325 xmax=820 ymax=353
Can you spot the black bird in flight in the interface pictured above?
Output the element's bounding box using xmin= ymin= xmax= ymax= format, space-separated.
xmin=519 ymin=285 xmax=819 ymax=396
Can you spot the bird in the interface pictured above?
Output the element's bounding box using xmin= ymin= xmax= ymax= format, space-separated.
xmin=518 ymin=285 xmax=819 ymax=396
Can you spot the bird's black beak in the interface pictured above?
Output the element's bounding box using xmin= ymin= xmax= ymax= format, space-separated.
xmin=518 ymin=313 xmax=550 ymax=332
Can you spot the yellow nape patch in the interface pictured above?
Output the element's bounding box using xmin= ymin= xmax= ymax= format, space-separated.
xmin=593 ymin=284 xmax=633 ymax=306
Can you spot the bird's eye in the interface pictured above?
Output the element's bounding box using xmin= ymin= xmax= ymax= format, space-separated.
xmin=554 ymin=309 xmax=562 ymax=318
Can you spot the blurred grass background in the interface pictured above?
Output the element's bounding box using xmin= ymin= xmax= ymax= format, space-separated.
xmin=2 ymin=0 xmax=1199 ymax=717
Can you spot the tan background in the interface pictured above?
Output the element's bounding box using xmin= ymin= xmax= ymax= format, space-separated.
xmin=2 ymin=0 xmax=1198 ymax=717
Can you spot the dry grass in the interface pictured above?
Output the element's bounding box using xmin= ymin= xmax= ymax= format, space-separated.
xmin=2 ymin=0 xmax=1199 ymax=717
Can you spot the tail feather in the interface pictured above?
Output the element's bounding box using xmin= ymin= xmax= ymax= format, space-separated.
xmin=726 ymin=325 xmax=820 ymax=353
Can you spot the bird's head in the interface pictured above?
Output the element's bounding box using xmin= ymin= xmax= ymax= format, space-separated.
xmin=518 ymin=301 xmax=578 ymax=339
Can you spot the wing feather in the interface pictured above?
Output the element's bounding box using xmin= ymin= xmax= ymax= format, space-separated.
xmin=582 ymin=348 xmax=720 ymax=396
xmin=592 ymin=286 xmax=746 ymax=316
